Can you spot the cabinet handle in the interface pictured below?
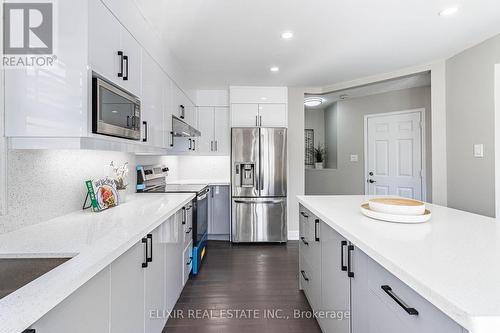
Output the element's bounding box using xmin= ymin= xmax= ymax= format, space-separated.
xmin=170 ymin=131 xmax=174 ymax=147
xmin=340 ymin=240 xmax=347 ymax=271
xmin=347 ymin=244 xmax=354 ymax=278
xmin=188 ymin=138 xmax=192 ymax=150
xmin=142 ymin=121 xmax=148 ymax=142
xmin=180 ymin=105 xmax=185 ymax=119
xmin=186 ymin=257 xmax=193 ymax=266
xmin=259 ymin=115 xmax=262 ymax=127
xmin=141 ymin=237 xmax=148 ymax=268
xmin=193 ymin=139 xmax=196 ymax=151
xmin=314 ymin=219 xmax=320 ymax=242
xmin=126 ymin=115 xmax=130 ymax=128
xmin=22 ymin=330 xmax=35 ymax=333
xmin=182 ymin=207 xmax=186 ymax=225
xmin=117 ymin=51 xmax=124 ymax=77
xmin=146 ymin=234 xmax=153 ymax=263
xmin=215 ymin=140 xmax=218 ymax=151
xmin=210 ymin=141 xmax=213 ymax=151
xmin=123 ymin=55 xmax=129 ymax=80
xmin=300 ymin=211 xmax=309 ymax=218
xmin=381 ymin=285 xmax=419 ymax=316
xmin=256 ymin=115 xmax=259 ymax=126
xmin=300 ymin=270 xmax=309 ymax=282
xmin=300 ymin=236 xmax=309 ymax=246
xmin=186 ymin=227 xmax=192 ymax=234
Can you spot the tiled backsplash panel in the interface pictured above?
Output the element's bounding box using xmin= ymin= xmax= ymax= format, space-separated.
xmin=0 ymin=150 xmax=136 ymax=234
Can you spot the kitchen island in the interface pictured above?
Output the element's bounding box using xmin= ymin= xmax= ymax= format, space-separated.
xmin=0 ymin=193 xmax=195 ymax=333
xmin=297 ymin=195 xmax=500 ymax=333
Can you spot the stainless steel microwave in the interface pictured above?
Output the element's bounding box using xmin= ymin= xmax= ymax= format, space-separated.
xmin=92 ymin=77 xmax=141 ymax=140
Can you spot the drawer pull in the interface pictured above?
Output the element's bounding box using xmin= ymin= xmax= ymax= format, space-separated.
xmin=314 ymin=219 xmax=320 ymax=241
xmin=186 ymin=257 xmax=193 ymax=265
xmin=340 ymin=241 xmax=347 ymax=271
xmin=300 ymin=211 xmax=309 ymax=218
xmin=300 ymin=270 xmax=309 ymax=282
xmin=381 ymin=285 xmax=419 ymax=316
xmin=186 ymin=227 xmax=193 ymax=234
xmin=300 ymin=237 xmax=309 ymax=246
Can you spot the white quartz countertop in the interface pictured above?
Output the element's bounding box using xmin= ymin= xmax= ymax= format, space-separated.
xmin=167 ymin=178 xmax=230 ymax=186
xmin=297 ymin=195 xmax=500 ymax=333
xmin=298 ymin=196 xmax=500 ymax=333
xmin=0 ymin=193 xmax=194 ymax=333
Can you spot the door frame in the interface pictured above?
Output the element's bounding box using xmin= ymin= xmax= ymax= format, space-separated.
xmin=363 ymin=108 xmax=427 ymax=201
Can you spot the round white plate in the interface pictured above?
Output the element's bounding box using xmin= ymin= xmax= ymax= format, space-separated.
xmin=368 ymin=198 xmax=425 ymax=216
xmin=360 ymin=203 xmax=431 ymax=224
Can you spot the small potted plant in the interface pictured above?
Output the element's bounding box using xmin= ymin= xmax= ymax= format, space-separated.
xmin=110 ymin=161 xmax=129 ymax=203
xmin=314 ymin=144 xmax=326 ymax=169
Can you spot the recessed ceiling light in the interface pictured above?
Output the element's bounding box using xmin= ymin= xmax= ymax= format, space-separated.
xmin=304 ymin=97 xmax=324 ymax=107
xmin=270 ymin=66 xmax=279 ymax=72
xmin=281 ymin=31 xmax=294 ymax=40
xmin=439 ymin=6 xmax=459 ymax=17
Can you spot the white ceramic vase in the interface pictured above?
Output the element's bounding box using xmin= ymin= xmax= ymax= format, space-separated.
xmin=118 ymin=189 xmax=127 ymax=203
xmin=315 ymin=162 xmax=324 ymax=169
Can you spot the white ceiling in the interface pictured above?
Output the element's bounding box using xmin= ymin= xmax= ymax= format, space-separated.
xmin=305 ymin=72 xmax=431 ymax=110
xmin=135 ymin=0 xmax=500 ymax=88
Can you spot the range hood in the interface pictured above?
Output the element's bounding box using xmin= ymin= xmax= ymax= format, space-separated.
xmin=171 ymin=115 xmax=201 ymax=137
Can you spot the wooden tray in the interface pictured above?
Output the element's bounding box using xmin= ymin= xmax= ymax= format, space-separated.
xmin=368 ymin=197 xmax=425 ymax=216
xmin=361 ymin=203 xmax=431 ymax=224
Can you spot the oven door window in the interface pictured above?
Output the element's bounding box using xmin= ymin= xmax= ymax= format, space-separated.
xmin=99 ymin=86 xmax=136 ymax=129
xmin=196 ymin=195 xmax=208 ymax=243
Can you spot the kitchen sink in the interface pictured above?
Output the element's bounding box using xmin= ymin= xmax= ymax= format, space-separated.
xmin=0 ymin=258 xmax=71 ymax=300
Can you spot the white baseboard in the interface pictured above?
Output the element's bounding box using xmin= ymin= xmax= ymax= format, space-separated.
xmin=288 ymin=230 xmax=299 ymax=240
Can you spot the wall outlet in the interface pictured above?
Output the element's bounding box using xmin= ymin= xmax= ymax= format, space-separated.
xmin=350 ymin=154 xmax=359 ymax=162
xmin=473 ymin=144 xmax=484 ymax=158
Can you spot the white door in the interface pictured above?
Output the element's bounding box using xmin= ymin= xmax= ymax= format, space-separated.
xmin=258 ymin=104 xmax=287 ymax=127
xmin=231 ymin=104 xmax=259 ymax=127
xmin=214 ymin=107 xmax=230 ymax=154
xmin=197 ymin=107 xmax=215 ymax=154
xmin=366 ymin=111 xmax=423 ymax=200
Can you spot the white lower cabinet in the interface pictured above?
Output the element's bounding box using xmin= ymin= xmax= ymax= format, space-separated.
xmin=298 ymin=206 xmax=466 ymax=333
xmin=30 ymin=267 xmax=110 ymax=333
xmin=29 ymin=205 xmax=192 ymax=333
xmin=208 ymin=185 xmax=230 ymax=240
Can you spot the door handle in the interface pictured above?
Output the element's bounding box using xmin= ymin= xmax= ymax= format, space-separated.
xmin=141 ymin=237 xmax=148 ymax=268
xmin=368 ymin=179 xmax=376 ymax=184
xmin=142 ymin=121 xmax=148 ymax=142
xmin=347 ymin=244 xmax=354 ymax=278
xmin=146 ymin=234 xmax=153 ymax=263
xmin=234 ymin=199 xmax=283 ymax=204
xmin=340 ymin=241 xmax=347 ymax=271
xmin=117 ymin=51 xmax=124 ymax=77
xmin=123 ymin=55 xmax=129 ymax=80
xmin=381 ymin=285 xmax=419 ymax=315
xmin=314 ymin=219 xmax=320 ymax=242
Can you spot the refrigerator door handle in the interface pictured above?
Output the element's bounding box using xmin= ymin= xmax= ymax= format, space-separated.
xmin=233 ymin=199 xmax=284 ymax=204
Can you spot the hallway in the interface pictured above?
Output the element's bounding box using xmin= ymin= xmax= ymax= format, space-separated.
xmin=163 ymin=241 xmax=322 ymax=333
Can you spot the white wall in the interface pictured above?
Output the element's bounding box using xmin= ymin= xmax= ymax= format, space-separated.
xmin=0 ymin=150 xmax=136 ymax=234
xmin=305 ymin=109 xmax=326 ymax=149
xmin=446 ymin=34 xmax=500 ymax=217
xmin=305 ymin=86 xmax=432 ymax=199
xmin=287 ymin=87 xmax=306 ymax=239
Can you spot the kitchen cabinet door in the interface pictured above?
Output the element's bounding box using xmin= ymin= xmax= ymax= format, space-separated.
xmin=110 ymin=240 xmax=146 ymax=333
xmin=230 ymin=86 xmax=287 ymax=104
xmin=165 ymin=210 xmax=183 ymax=312
xmin=120 ymin=26 xmax=142 ymax=97
xmin=183 ymin=241 xmax=193 ymax=286
xmin=145 ymin=226 xmax=167 ymax=333
xmin=197 ymin=107 xmax=215 ymax=154
xmin=5 ymin=0 xmax=87 ymax=137
xmin=30 ymin=267 xmax=110 ymax=333
xmin=210 ymin=185 xmax=230 ymax=237
xmin=214 ymin=107 xmax=230 ymax=154
xmin=319 ymin=222 xmax=351 ymax=333
xmin=231 ymin=104 xmax=259 ymax=127
xmin=164 ymin=77 xmax=174 ymax=148
xmin=141 ymin=52 xmax=165 ymax=147
xmin=88 ymin=0 xmax=122 ymax=85
xmin=258 ymin=104 xmax=287 ymax=127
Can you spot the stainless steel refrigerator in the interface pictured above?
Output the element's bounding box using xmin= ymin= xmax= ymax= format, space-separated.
xmin=231 ymin=127 xmax=287 ymax=242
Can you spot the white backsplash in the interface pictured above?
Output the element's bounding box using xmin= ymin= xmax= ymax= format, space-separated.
xmin=0 ymin=150 xmax=136 ymax=234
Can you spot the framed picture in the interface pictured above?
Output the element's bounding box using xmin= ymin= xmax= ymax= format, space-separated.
xmin=305 ymin=129 xmax=314 ymax=166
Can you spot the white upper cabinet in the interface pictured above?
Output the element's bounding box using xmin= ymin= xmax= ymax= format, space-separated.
xmin=230 ymin=87 xmax=288 ymax=128
xmin=258 ymin=104 xmax=287 ymax=127
xmin=230 ymin=86 xmax=287 ymax=104
xmin=197 ymin=107 xmax=215 ymax=154
xmin=119 ymin=28 xmax=142 ymax=97
xmin=4 ymin=0 xmax=88 ymax=137
xmin=194 ymin=106 xmax=229 ymax=155
xmin=214 ymin=107 xmax=230 ymax=154
xmin=231 ymin=104 xmax=259 ymax=127
xmin=141 ymin=51 xmax=165 ymax=147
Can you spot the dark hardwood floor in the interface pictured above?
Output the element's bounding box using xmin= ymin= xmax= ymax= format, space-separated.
xmin=163 ymin=241 xmax=322 ymax=333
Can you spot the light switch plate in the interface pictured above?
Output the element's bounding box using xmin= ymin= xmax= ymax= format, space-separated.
xmin=473 ymin=144 xmax=484 ymax=158
xmin=350 ymin=154 xmax=358 ymax=162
